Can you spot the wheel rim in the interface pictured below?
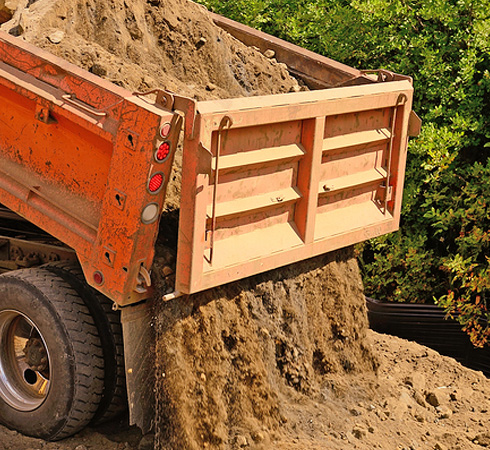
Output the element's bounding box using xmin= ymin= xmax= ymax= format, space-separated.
xmin=0 ymin=310 xmax=51 ymax=411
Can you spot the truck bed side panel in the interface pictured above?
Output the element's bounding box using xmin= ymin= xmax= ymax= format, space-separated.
xmin=0 ymin=32 xmax=181 ymax=305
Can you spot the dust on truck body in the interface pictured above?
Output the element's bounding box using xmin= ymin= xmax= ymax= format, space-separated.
xmin=0 ymin=14 xmax=420 ymax=440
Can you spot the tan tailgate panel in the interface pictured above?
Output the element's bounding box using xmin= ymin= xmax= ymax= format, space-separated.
xmin=176 ymin=82 xmax=413 ymax=294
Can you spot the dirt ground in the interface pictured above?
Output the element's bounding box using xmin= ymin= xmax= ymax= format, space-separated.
xmin=0 ymin=328 xmax=489 ymax=450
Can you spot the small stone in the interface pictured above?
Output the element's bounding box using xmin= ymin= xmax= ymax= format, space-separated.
xmin=436 ymin=405 xmax=452 ymax=419
xmin=235 ymin=435 xmax=248 ymax=447
xmin=434 ymin=443 xmax=447 ymax=450
xmin=196 ymin=37 xmax=207 ymax=48
xmin=206 ymin=82 xmax=217 ymax=91
xmin=264 ymin=49 xmax=275 ymax=58
xmin=252 ymin=431 xmax=265 ymax=442
xmin=161 ymin=266 xmax=174 ymax=277
xmin=75 ymin=446 xmax=88 ymax=450
xmin=200 ymin=373 xmax=206 ymax=382
xmin=350 ymin=408 xmax=362 ymax=416
xmin=450 ymin=390 xmax=459 ymax=401
xmin=425 ymin=390 xmax=446 ymax=407
xmin=90 ymin=63 xmax=107 ymax=77
xmin=352 ymin=425 xmax=367 ymax=439
xmin=48 ymin=30 xmax=65 ymax=44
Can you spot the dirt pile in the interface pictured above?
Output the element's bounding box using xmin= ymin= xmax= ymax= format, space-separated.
xmin=0 ymin=0 xmax=300 ymax=100
xmin=152 ymin=249 xmax=375 ymax=449
xmin=2 ymin=331 xmax=490 ymax=449
xmin=1 ymin=1 xmax=377 ymax=449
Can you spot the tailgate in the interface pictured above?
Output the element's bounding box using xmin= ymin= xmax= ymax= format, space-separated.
xmin=176 ymin=81 xmax=413 ymax=294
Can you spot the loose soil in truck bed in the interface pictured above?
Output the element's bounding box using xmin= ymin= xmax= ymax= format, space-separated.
xmin=2 ymin=2 xmax=489 ymax=450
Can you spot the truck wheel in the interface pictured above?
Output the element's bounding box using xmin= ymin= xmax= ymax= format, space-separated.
xmin=42 ymin=261 xmax=127 ymax=424
xmin=0 ymin=269 xmax=104 ymax=440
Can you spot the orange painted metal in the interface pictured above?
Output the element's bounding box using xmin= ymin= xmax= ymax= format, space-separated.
xmin=176 ymin=84 xmax=413 ymax=294
xmin=0 ymin=14 xmax=418 ymax=305
xmin=0 ymin=31 xmax=182 ymax=306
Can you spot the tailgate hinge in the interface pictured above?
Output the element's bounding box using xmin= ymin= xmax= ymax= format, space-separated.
xmin=35 ymin=103 xmax=57 ymax=124
xmin=133 ymin=89 xmax=198 ymax=140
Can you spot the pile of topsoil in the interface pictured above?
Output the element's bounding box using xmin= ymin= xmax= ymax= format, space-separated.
xmin=1 ymin=1 xmax=377 ymax=448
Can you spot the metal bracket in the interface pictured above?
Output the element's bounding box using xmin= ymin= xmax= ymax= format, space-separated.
xmin=62 ymin=94 xmax=107 ymax=117
xmin=134 ymin=264 xmax=152 ymax=294
xmin=408 ymin=110 xmax=422 ymax=137
xmin=360 ymin=69 xmax=413 ymax=84
xmin=35 ymin=103 xmax=57 ymax=124
xmin=376 ymin=183 xmax=393 ymax=203
xmin=133 ymin=89 xmax=198 ymax=140
xmin=361 ymin=69 xmax=396 ymax=83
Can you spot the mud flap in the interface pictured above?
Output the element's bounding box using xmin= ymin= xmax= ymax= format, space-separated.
xmin=120 ymin=300 xmax=155 ymax=433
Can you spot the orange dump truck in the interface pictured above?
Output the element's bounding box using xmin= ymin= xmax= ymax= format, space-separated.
xmin=0 ymin=14 xmax=420 ymax=440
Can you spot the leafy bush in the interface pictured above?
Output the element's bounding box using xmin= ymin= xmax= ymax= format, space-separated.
xmin=198 ymin=0 xmax=490 ymax=345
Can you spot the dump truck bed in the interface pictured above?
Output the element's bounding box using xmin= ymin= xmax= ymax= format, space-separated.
xmin=0 ymin=15 xmax=418 ymax=306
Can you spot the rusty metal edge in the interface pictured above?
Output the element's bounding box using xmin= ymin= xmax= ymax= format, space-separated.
xmin=120 ymin=300 xmax=156 ymax=433
xmin=210 ymin=12 xmax=361 ymax=85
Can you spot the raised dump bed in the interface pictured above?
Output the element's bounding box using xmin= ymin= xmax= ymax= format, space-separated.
xmin=0 ymin=15 xmax=419 ymax=306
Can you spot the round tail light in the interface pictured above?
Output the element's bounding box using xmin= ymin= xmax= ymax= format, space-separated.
xmin=155 ymin=142 xmax=171 ymax=162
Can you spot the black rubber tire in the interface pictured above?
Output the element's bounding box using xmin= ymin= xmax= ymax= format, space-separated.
xmin=0 ymin=268 xmax=105 ymax=440
xmin=42 ymin=261 xmax=127 ymax=424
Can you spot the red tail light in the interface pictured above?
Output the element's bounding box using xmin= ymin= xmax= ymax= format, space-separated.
xmin=156 ymin=142 xmax=170 ymax=161
xmin=93 ymin=271 xmax=104 ymax=285
xmin=148 ymin=173 xmax=164 ymax=193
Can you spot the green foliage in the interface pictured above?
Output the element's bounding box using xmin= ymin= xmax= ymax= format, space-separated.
xmin=197 ymin=0 xmax=490 ymax=345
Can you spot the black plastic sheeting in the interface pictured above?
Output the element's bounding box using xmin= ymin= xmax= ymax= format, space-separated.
xmin=366 ymin=297 xmax=490 ymax=378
